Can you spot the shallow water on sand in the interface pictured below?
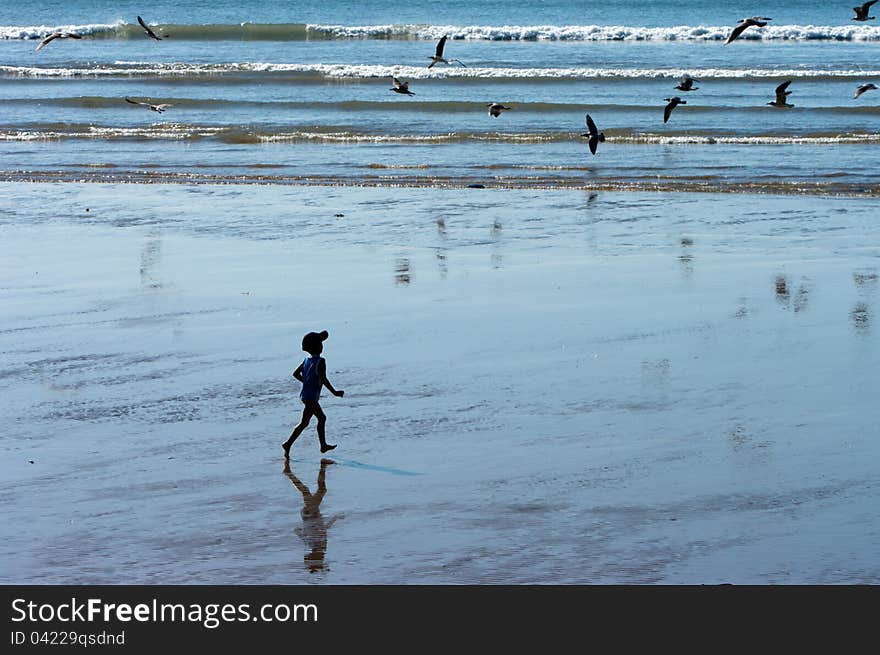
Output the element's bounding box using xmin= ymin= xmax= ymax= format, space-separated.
xmin=0 ymin=182 xmax=877 ymax=583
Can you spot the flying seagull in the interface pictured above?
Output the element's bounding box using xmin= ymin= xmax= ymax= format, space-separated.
xmin=852 ymin=1 xmax=877 ymax=21
xmin=580 ymin=114 xmax=605 ymax=155
xmin=34 ymin=32 xmax=82 ymax=52
xmin=663 ymin=96 xmax=686 ymax=123
xmin=137 ymin=15 xmax=163 ymax=40
xmin=486 ymin=103 xmax=511 ymax=117
xmin=125 ymin=97 xmax=173 ymax=113
xmin=767 ymin=81 xmax=794 ymax=107
xmin=675 ymin=75 xmax=700 ymax=91
xmin=390 ymin=77 xmax=415 ymax=96
xmin=854 ymin=82 xmax=878 ymax=99
xmin=725 ymin=16 xmax=772 ymax=45
xmin=428 ymin=35 xmax=466 ymax=69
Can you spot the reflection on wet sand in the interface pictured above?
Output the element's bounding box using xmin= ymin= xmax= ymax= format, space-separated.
xmin=775 ymin=275 xmax=810 ymax=312
xmin=435 ymin=248 xmax=448 ymax=278
xmin=284 ymin=459 xmax=339 ymax=573
xmin=491 ymin=219 xmax=503 ymax=269
xmin=678 ymin=237 xmax=694 ymax=277
xmin=139 ymin=233 xmax=162 ymax=289
xmin=394 ymin=258 xmax=411 ymax=285
xmin=853 ymin=268 xmax=878 ymax=289
xmin=851 ymin=302 xmax=870 ymax=334
xmin=793 ymin=280 xmax=810 ymax=313
xmin=851 ymin=268 xmax=875 ymax=335
xmin=775 ymin=275 xmax=789 ymax=306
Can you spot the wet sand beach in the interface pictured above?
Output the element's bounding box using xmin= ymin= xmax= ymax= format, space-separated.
xmin=1 ymin=182 xmax=878 ymax=583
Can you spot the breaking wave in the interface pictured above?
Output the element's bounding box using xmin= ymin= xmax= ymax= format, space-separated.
xmin=3 ymin=123 xmax=879 ymax=145
xmin=3 ymin=22 xmax=880 ymax=42
xmin=2 ymin=62 xmax=878 ymax=81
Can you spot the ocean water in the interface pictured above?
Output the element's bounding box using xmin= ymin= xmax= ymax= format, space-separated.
xmin=1 ymin=1 xmax=879 ymax=193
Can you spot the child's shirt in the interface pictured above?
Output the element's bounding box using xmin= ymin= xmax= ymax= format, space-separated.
xmin=300 ymin=356 xmax=323 ymax=402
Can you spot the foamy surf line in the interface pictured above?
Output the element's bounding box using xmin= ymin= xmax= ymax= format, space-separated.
xmin=3 ymin=62 xmax=879 ymax=81
xmin=3 ymin=124 xmax=880 ymax=144
xmin=1 ymin=169 xmax=877 ymax=197
xmin=3 ymin=22 xmax=880 ymax=41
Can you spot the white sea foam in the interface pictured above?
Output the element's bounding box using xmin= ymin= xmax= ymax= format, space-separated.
xmin=3 ymin=62 xmax=878 ymax=80
xmin=0 ymin=22 xmax=123 ymax=40
xmin=612 ymin=134 xmax=880 ymax=145
xmin=305 ymin=23 xmax=880 ymax=42
xmin=2 ymin=22 xmax=880 ymax=41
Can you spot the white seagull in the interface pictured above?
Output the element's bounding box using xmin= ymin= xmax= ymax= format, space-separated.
xmin=725 ymin=16 xmax=772 ymax=45
xmin=767 ymin=81 xmax=794 ymax=108
xmin=390 ymin=77 xmax=415 ymax=96
xmin=486 ymin=103 xmax=511 ymax=117
xmin=852 ymin=1 xmax=877 ymax=21
xmin=137 ymin=16 xmax=163 ymax=40
xmin=35 ymin=32 xmax=83 ymax=52
xmin=125 ymin=97 xmax=174 ymax=113
xmin=854 ymin=83 xmax=878 ymax=99
xmin=663 ymin=96 xmax=686 ymax=123
xmin=580 ymin=114 xmax=605 ymax=155
xmin=675 ymin=75 xmax=700 ymax=91
xmin=428 ymin=35 xmax=466 ymax=69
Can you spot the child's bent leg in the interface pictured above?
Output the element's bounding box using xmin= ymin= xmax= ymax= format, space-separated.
xmin=283 ymin=405 xmax=315 ymax=457
xmin=313 ymin=403 xmax=336 ymax=453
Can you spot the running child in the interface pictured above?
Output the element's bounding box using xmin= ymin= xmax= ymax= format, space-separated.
xmin=283 ymin=330 xmax=345 ymax=457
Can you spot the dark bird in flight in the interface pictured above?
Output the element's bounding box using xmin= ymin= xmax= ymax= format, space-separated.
xmin=767 ymin=80 xmax=794 ymax=107
xmin=34 ymin=32 xmax=82 ymax=52
xmin=663 ymin=96 xmax=686 ymax=123
xmin=428 ymin=35 xmax=466 ymax=68
xmin=486 ymin=103 xmax=511 ymax=117
xmin=390 ymin=77 xmax=415 ymax=96
xmin=852 ymin=1 xmax=877 ymax=21
xmin=725 ymin=16 xmax=772 ymax=44
xmin=854 ymin=82 xmax=878 ymax=99
xmin=580 ymin=114 xmax=605 ymax=155
xmin=137 ymin=16 xmax=163 ymax=40
xmin=675 ymin=75 xmax=700 ymax=91
xmin=125 ymin=97 xmax=173 ymax=113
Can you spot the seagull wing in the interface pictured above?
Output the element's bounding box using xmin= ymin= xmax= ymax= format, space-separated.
xmin=125 ymin=97 xmax=149 ymax=107
xmin=585 ymin=114 xmax=599 ymax=137
xmin=775 ymin=80 xmax=792 ymax=103
xmin=138 ymin=15 xmax=162 ymax=40
xmin=663 ymin=101 xmax=674 ymax=124
xmin=392 ymin=77 xmax=401 ymax=87
xmin=35 ymin=33 xmax=59 ymax=51
xmin=725 ymin=22 xmax=750 ymax=44
xmin=435 ymin=35 xmax=447 ymax=58
xmin=588 ymin=135 xmax=599 ymax=155
xmin=866 ymin=1 xmax=878 ymax=9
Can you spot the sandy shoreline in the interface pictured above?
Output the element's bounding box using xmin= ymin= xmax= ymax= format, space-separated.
xmin=0 ymin=171 xmax=878 ymax=197
xmin=1 ymin=182 xmax=878 ymax=583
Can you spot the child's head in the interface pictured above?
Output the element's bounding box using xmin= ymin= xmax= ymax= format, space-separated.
xmin=302 ymin=330 xmax=329 ymax=356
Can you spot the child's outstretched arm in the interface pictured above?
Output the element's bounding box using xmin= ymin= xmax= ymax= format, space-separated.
xmin=318 ymin=359 xmax=344 ymax=397
xmin=292 ymin=362 xmax=304 ymax=382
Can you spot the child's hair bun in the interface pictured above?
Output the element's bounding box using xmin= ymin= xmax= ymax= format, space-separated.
xmin=302 ymin=330 xmax=329 ymax=353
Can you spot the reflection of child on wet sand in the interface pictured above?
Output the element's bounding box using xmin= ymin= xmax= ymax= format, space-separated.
xmin=284 ymin=458 xmax=340 ymax=573
xmin=283 ymin=330 xmax=344 ymax=457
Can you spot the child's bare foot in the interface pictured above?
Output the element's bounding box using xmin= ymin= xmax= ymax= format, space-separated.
xmin=321 ymin=443 xmax=337 ymax=453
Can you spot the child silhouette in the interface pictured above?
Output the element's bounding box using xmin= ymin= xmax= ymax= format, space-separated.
xmin=283 ymin=330 xmax=344 ymax=457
